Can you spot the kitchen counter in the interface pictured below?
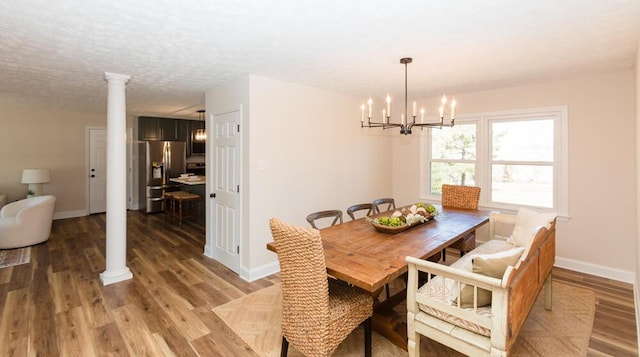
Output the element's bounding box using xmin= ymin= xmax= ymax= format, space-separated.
xmin=170 ymin=176 xmax=206 ymax=185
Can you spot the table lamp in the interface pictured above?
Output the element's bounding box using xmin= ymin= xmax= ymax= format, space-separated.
xmin=21 ymin=168 xmax=50 ymax=196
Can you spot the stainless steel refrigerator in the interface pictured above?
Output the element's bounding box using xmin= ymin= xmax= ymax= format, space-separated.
xmin=138 ymin=141 xmax=186 ymax=213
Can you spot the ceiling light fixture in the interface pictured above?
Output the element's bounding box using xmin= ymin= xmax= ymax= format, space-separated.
xmin=194 ymin=110 xmax=206 ymax=141
xmin=361 ymin=57 xmax=456 ymax=135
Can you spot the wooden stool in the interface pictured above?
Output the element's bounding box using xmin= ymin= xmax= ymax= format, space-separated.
xmin=170 ymin=191 xmax=201 ymax=224
xmin=163 ymin=191 xmax=179 ymax=222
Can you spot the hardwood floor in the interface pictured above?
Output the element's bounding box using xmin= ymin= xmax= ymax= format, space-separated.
xmin=0 ymin=211 xmax=637 ymax=356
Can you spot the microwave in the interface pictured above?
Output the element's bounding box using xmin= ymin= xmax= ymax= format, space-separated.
xmin=191 ymin=131 xmax=205 ymax=155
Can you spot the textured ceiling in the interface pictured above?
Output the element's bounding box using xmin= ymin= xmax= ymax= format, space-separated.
xmin=1 ymin=0 xmax=639 ymax=119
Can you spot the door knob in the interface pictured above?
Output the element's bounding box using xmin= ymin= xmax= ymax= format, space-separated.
xmin=210 ymin=193 xmax=216 ymax=198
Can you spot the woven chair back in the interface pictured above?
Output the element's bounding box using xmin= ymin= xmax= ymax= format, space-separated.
xmin=269 ymin=218 xmax=331 ymax=354
xmin=442 ymin=184 xmax=481 ymax=210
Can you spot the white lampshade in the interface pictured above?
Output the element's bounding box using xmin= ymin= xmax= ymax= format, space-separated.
xmin=21 ymin=168 xmax=50 ymax=196
xmin=21 ymin=168 xmax=50 ymax=184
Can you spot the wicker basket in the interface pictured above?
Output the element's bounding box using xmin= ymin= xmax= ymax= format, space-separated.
xmin=449 ymin=233 xmax=476 ymax=253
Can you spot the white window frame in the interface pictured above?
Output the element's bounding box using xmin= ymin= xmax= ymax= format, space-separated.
xmin=420 ymin=106 xmax=568 ymax=218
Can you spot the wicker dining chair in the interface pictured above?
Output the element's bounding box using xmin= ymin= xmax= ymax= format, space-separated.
xmin=346 ymin=203 xmax=373 ymax=221
xmin=441 ymin=184 xmax=481 ymax=259
xmin=372 ymin=198 xmax=396 ymax=214
xmin=269 ymin=218 xmax=373 ymax=357
xmin=306 ymin=210 xmax=343 ymax=229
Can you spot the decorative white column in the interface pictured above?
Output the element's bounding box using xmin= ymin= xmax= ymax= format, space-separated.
xmin=100 ymin=72 xmax=133 ymax=286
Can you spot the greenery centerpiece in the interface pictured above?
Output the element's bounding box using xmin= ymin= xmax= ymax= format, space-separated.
xmin=368 ymin=203 xmax=438 ymax=233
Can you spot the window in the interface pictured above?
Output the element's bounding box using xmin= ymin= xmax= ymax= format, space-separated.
xmin=422 ymin=107 xmax=568 ymax=216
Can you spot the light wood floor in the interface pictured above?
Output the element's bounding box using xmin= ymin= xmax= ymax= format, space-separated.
xmin=0 ymin=211 xmax=636 ymax=356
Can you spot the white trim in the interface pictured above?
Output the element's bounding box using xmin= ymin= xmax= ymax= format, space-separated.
xmin=99 ymin=268 xmax=133 ymax=286
xmin=53 ymin=210 xmax=88 ymax=220
xmin=239 ymin=260 xmax=280 ymax=282
xmin=421 ymin=106 xmax=568 ymax=216
xmin=554 ymin=256 xmax=635 ymax=284
xmin=126 ymin=128 xmax=134 ymax=210
xmin=203 ymin=242 xmax=214 ymax=258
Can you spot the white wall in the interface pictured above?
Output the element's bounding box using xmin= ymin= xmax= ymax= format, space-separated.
xmin=207 ymin=75 xmax=393 ymax=280
xmin=205 ymin=75 xmax=251 ymax=275
xmin=634 ymin=39 xmax=640 ymax=344
xmin=392 ymin=70 xmax=637 ymax=281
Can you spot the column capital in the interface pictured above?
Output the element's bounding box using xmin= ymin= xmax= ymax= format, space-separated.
xmin=104 ymin=72 xmax=131 ymax=83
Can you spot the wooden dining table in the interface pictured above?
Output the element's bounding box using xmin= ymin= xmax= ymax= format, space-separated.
xmin=266 ymin=205 xmax=490 ymax=350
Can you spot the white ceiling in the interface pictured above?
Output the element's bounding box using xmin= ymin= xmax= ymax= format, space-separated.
xmin=1 ymin=0 xmax=639 ymax=119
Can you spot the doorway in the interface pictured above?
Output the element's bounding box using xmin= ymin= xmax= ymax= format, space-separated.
xmin=206 ymin=110 xmax=241 ymax=273
xmin=88 ymin=128 xmax=107 ymax=214
xmin=87 ymin=127 xmax=134 ymax=214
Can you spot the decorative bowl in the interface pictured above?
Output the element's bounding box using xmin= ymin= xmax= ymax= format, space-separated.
xmin=368 ymin=204 xmax=438 ymax=234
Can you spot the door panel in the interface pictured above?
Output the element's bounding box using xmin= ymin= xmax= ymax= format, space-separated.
xmin=208 ymin=110 xmax=241 ymax=272
xmin=89 ymin=128 xmax=107 ymax=214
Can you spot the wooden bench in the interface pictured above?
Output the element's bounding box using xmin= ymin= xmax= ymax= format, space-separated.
xmin=406 ymin=212 xmax=556 ymax=356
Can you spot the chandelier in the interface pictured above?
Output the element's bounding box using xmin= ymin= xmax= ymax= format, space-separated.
xmin=361 ymin=57 xmax=456 ymax=135
xmin=194 ymin=109 xmax=207 ymax=141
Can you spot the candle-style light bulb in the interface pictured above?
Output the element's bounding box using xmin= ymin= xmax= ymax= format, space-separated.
xmin=367 ymin=97 xmax=373 ymax=119
xmin=420 ymin=107 xmax=425 ymax=123
xmin=360 ymin=104 xmax=365 ymax=123
xmin=412 ymin=101 xmax=417 ymax=117
xmin=441 ymin=94 xmax=447 ymax=105
xmin=386 ymin=94 xmax=391 ymax=118
xmin=439 ymin=106 xmax=444 ymax=118
xmin=450 ymin=98 xmax=457 ymax=119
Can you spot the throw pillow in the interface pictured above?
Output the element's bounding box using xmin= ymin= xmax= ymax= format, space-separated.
xmin=472 ymin=247 xmax=525 ymax=278
xmin=507 ymin=207 xmax=556 ymax=250
xmin=456 ymin=247 xmax=525 ymax=308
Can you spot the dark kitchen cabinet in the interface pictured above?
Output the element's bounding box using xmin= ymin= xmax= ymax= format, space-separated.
xmin=138 ymin=117 xmax=178 ymax=141
xmin=138 ymin=116 xmax=205 ymax=156
xmin=177 ymin=120 xmax=190 ymax=141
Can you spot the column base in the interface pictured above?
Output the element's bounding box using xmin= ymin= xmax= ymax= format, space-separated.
xmin=100 ymin=267 xmax=133 ymax=286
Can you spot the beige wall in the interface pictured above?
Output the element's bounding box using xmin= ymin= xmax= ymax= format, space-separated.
xmin=207 ymin=75 xmax=393 ymax=279
xmin=635 ymin=39 xmax=640 ymax=336
xmin=392 ymin=70 xmax=637 ymax=280
xmin=247 ymin=75 xmax=392 ymax=268
xmin=0 ymin=94 xmax=138 ymax=216
xmin=0 ymin=95 xmax=107 ymax=214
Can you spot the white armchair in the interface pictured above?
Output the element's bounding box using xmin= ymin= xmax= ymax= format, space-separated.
xmin=0 ymin=195 xmax=56 ymax=249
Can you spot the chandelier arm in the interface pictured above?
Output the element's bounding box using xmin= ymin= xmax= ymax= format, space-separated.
xmin=404 ymin=59 xmax=408 ymax=127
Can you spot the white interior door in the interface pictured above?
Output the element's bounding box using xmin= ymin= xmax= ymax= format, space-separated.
xmin=89 ymin=128 xmax=107 ymax=214
xmin=207 ymin=110 xmax=241 ymax=272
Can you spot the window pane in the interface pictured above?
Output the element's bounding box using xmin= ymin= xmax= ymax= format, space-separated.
xmin=432 ymin=124 xmax=476 ymax=160
xmin=430 ymin=162 xmax=476 ymax=195
xmin=492 ymin=120 xmax=553 ymax=161
xmin=492 ymin=164 xmax=553 ymax=207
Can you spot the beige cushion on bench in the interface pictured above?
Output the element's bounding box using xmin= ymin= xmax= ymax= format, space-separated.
xmin=416 ymin=239 xmax=520 ymax=337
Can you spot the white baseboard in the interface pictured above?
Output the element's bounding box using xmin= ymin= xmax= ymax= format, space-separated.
xmin=53 ymin=210 xmax=88 ymax=220
xmin=554 ymin=256 xmax=636 ymax=284
xmin=240 ymin=261 xmax=280 ymax=282
xmin=235 ymin=256 xmax=637 ymax=285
